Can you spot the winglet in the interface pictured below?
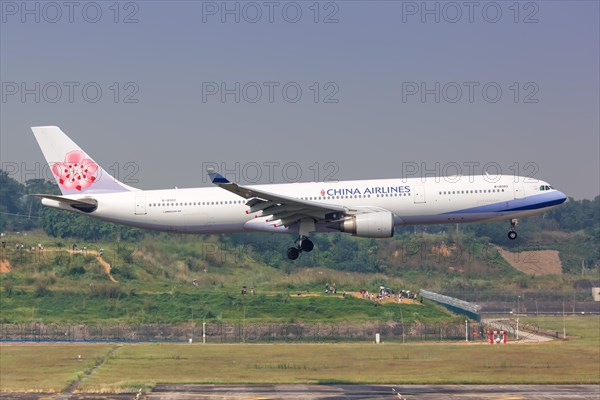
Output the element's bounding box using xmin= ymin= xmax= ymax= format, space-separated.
xmin=207 ymin=167 xmax=231 ymax=184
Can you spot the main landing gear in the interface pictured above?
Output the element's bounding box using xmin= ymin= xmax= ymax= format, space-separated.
xmin=287 ymin=236 xmax=314 ymax=260
xmin=507 ymin=219 xmax=518 ymax=240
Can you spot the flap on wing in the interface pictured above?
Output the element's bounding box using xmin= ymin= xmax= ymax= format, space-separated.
xmin=207 ymin=170 xmax=347 ymax=227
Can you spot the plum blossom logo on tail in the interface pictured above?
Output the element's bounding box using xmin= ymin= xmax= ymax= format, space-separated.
xmin=52 ymin=150 xmax=99 ymax=191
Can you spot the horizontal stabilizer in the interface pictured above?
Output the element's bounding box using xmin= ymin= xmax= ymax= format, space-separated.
xmin=32 ymin=194 xmax=98 ymax=213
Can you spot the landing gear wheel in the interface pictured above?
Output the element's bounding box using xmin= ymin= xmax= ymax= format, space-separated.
xmin=300 ymin=239 xmax=314 ymax=252
xmin=508 ymin=231 xmax=517 ymax=240
xmin=287 ymin=247 xmax=300 ymax=260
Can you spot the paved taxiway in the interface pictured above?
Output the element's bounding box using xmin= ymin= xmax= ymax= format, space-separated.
xmin=2 ymin=385 xmax=599 ymax=399
xmin=148 ymin=384 xmax=600 ymax=399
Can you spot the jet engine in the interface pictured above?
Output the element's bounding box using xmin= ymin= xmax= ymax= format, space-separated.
xmin=339 ymin=211 xmax=394 ymax=238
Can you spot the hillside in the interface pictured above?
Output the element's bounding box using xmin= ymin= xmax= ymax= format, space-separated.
xmin=1 ymin=172 xmax=598 ymax=322
xmin=496 ymin=248 xmax=562 ymax=276
xmin=0 ymin=231 xmax=456 ymax=324
xmin=1 ymin=227 xmax=598 ymax=324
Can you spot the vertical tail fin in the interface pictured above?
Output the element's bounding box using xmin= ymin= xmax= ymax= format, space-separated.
xmin=31 ymin=126 xmax=136 ymax=195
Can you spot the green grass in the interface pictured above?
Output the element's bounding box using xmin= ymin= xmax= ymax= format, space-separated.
xmin=1 ymin=231 xmax=455 ymax=324
xmin=1 ymin=230 xmax=596 ymax=324
xmin=0 ymin=344 xmax=115 ymax=392
xmin=520 ymin=316 xmax=600 ymax=344
xmin=0 ymin=290 xmax=449 ymax=324
xmin=1 ymin=316 xmax=598 ymax=393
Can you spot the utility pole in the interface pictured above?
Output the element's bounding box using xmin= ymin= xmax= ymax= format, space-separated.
xmin=191 ymin=309 xmax=194 ymax=341
xmin=400 ymin=310 xmax=405 ymax=344
xmin=516 ymin=295 xmax=520 ymax=341
xmin=562 ymin=300 xmax=566 ymax=339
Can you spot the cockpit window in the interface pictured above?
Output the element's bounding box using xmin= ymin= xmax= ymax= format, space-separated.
xmin=539 ymin=185 xmax=553 ymax=191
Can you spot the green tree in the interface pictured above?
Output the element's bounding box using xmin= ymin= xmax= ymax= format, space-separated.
xmin=0 ymin=170 xmax=26 ymax=231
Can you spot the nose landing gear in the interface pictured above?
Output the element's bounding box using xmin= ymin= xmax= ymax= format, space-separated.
xmin=287 ymin=236 xmax=314 ymax=260
xmin=507 ymin=219 xmax=518 ymax=240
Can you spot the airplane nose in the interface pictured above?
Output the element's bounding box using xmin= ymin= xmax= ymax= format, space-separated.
xmin=556 ymin=191 xmax=567 ymax=204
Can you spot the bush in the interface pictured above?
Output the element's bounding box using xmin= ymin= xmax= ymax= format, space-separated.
xmin=90 ymin=283 xmax=124 ymax=299
xmin=3 ymin=280 xmax=14 ymax=297
xmin=34 ymin=279 xmax=50 ymax=297
xmin=68 ymin=266 xmax=86 ymax=276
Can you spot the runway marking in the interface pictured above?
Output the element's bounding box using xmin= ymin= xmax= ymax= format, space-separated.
xmin=148 ymin=394 xmax=277 ymax=399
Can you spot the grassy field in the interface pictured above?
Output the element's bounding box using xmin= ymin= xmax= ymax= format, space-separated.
xmin=0 ymin=289 xmax=451 ymax=324
xmin=1 ymin=316 xmax=598 ymax=393
xmin=0 ymin=344 xmax=116 ymax=392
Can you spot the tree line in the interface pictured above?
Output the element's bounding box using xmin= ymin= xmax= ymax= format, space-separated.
xmin=0 ymin=170 xmax=143 ymax=241
xmin=1 ymin=168 xmax=598 ymax=245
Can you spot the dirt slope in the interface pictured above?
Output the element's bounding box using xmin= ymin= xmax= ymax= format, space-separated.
xmin=497 ymin=248 xmax=562 ymax=275
xmin=0 ymin=259 xmax=11 ymax=273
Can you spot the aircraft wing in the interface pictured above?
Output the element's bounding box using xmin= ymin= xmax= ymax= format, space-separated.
xmin=208 ymin=169 xmax=347 ymax=227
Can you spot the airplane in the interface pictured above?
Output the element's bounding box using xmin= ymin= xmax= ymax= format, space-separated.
xmin=31 ymin=126 xmax=567 ymax=260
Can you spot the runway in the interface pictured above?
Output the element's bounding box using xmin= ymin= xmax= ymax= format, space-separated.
xmin=2 ymin=385 xmax=598 ymax=399
xmin=146 ymin=384 xmax=600 ymax=399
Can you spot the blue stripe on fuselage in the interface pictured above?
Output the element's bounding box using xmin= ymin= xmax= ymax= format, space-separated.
xmin=443 ymin=191 xmax=566 ymax=215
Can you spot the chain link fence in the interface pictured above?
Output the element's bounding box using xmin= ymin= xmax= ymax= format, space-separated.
xmin=1 ymin=321 xmax=493 ymax=343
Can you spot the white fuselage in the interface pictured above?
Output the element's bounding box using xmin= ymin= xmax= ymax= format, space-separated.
xmin=42 ymin=175 xmax=567 ymax=236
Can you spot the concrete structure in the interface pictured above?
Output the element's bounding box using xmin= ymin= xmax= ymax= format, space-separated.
xmin=420 ymin=289 xmax=482 ymax=321
xmin=592 ymin=287 xmax=600 ymax=302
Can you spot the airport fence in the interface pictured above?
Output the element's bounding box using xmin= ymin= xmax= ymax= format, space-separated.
xmin=0 ymin=321 xmax=498 ymax=343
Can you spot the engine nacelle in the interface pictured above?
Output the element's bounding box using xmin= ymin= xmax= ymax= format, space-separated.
xmin=340 ymin=212 xmax=394 ymax=238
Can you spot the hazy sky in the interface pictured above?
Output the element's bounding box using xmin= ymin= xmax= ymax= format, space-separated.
xmin=1 ymin=1 xmax=598 ymax=199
